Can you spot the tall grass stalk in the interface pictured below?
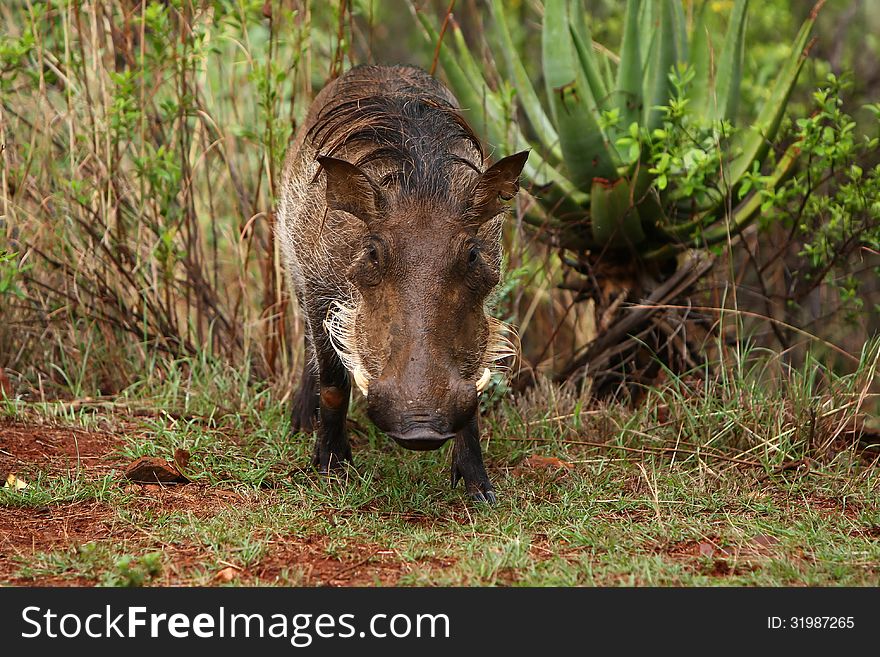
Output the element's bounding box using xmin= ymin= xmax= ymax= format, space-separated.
xmin=1 ymin=1 xmax=351 ymax=395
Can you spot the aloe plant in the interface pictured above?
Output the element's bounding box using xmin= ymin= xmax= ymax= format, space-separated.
xmin=414 ymin=0 xmax=821 ymax=260
xmin=413 ymin=0 xmax=824 ymax=391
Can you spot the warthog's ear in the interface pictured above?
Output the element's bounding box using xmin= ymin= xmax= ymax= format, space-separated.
xmin=466 ymin=150 xmax=529 ymax=226
xmin=317 ymin=155 xmax=385 ymax=225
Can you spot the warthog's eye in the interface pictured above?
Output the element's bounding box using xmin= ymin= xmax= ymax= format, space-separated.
xmin=348 ymin=236 xmax=384 ymax=287
xmin=462 ymin=240 xmax=498 ymax=294
xmin=366 ymin=243 xmax=380 ymax=265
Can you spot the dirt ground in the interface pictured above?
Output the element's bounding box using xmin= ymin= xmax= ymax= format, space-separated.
xmin=0 ymin=421 xmax=415 ymax=586
xmin=3 ymin=417 xmax=878 ymax=587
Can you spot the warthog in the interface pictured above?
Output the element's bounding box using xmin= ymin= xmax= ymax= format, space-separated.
xmin=276 ymin=64 xmax=527 ymax=502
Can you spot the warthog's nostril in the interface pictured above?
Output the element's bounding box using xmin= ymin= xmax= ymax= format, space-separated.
xmin=401 ymin=411 xmax=434 ymax=425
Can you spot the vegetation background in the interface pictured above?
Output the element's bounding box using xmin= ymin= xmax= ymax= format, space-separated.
xmin=0 ymin=0 xmax=878 ymax=586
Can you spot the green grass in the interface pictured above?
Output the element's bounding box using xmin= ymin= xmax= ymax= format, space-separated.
xmin=2 ymin=345 xmax=878 ymax=587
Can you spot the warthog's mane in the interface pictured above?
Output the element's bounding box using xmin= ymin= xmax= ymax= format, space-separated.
xmin=307 ymin=69 xmax=484 ymax=206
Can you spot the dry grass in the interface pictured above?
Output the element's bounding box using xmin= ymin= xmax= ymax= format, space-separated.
xmin=1 ymin=2 xmax=331 ymax=394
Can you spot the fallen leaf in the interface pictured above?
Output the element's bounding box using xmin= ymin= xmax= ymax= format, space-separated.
xmin=5 ymin=474 xmax=28 ymax=490
xmin=214 ymin=489 xmax=243 ymax=501
xmin=124 ymin=456 xmax=189 ymax=484
xmin=519 ymin=455 xmax=574 ymax=470
xmin=215 ymin=566 xmax=240 ymax=583
xmin=698 ymin=542 xmax=715 ymax=558
xmin=173 ymin=448 xmax=190 ymax=471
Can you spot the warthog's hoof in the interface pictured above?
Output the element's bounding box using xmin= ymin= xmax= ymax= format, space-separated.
xmin=311 ymin=440 xmax=353 ymax=474
xmin=470 ymin=488 xmax=497 ymax=505
xmin=451 ymin=461 xmax=496 ymax=505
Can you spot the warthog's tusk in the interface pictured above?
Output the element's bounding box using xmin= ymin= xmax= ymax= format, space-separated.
xmin=352 ymin=366 xmax=370 ymax=396
xmin=475 ymin=367 xmax=492 ymax=394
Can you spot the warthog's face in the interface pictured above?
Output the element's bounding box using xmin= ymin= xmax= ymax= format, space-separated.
xmin=319 ymin=151 xmax=528 ymax=450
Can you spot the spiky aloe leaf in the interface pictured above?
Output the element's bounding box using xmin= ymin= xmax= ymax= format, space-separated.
xmin=615 ymin=0 xmax=643 ymax=130
xmin=568 ymin=3 xmax=610 ymax=114
xmin=489 ymin=0 xmax=562 ymax=161
xmin=713 ymin=0 xmax=749 ymax=121
xmin=447 ymin=19 xmax=513 ymax=126
xmin=629 ymin=160 xmax=665 ymax=226
xmin=543 ymin=0 xmax=618 ymax=184
xmin=638 ymin=1 xmax=654 ymax=72
xmin=727 ymin=3 xmax=819 ymax=187
xmin=600 ymin=47 xmax=615 ymax=93
xmin=672 ymin=0 xmax=688 ymax=63
xmin=419 ymin=16 xmax=504 ymax=143
xmin=642 ymin=0 xmax=677 ymax=131
xmin=590 ymin=177 xmax=646 ymax=246
xmin=689 ymin=2 xmax=712 ymax=117
xmin=414 ymin=10 xmax=590 ymax=210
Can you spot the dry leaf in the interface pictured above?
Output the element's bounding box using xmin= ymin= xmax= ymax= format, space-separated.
xmin=521 ymin=455 xmax=574 ymax=470
xmin=748 ymin=534 xmax=780 ymax=553
xmin=5 ymin=473 xmax=28 ymax=490
xmin=215 ymin=566 xmax=240 ymax=583
xmin=173 ymin=448 xmax=190 ymax=471
xmin=124 ymin=456 xmax=189 ymax=484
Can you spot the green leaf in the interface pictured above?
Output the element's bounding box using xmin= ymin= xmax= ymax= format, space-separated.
xmin=637 ymin=0 xmax=654 ymax=71
xmin=701 ymin=141 xmax=803 ymax=246
xmin=653 ymin=140 xmax=802 ymax=254
xmin=590 ymin=177 xmax=647 ymax=247
xmin=568 ymin=4 xmax=610 ymax=114
xmin=448 ymin=18 xmax=492 ymax=98
xmin=642 ymin=0 xmax=677 ymax=130
xmin=689 ymin=1 xmax=712 ymax=117
xmin=600 ymin=48 xmax=615 ymax=93
xmin=543 ymin=0 xmax=618 ymax=184
xmin=727 ymin=5 xmax=818 ymax=187
xmin=489 ymin=0 xmax=562 ymax=161
xmin=615 ymin=0 xmax=643 ymax=130
xmin=672 ymin=0 xmax=688 ymax=63
xmin=713 ymin=0 xmax=748 ymax=121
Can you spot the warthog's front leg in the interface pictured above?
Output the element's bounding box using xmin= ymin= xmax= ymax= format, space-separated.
xmin=290 ymin=344 xmax=319 ymax=434
xmin=312 ymin=345 xmax=352 ymax=472
xmin=451 ymin=413 xmax=495 ymax=504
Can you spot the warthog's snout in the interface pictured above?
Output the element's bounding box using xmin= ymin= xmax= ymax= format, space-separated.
xmin=366 ymin=377 xmax=477 ymax=451
xmin=388 ymin=427 xmax=456 ymax=451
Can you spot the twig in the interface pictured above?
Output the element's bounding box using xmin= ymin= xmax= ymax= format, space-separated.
xmin=430 ymin=0 xmax=456 ymax=76
xmin=493 ymin=433 xmax=764 ymax=467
